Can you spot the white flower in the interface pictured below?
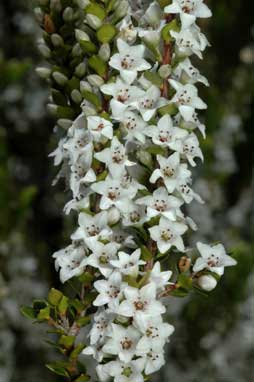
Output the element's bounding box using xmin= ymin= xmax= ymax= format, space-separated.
xmin=71 ymin=211 xmax=112 ymax=243
xmin=91 ymin=176 xmax=138 ymax=211
xmin=116 ymin=282 xmax=166 ymax=320
xmin=170 ymin=25 xmax=209 ymax=59
xmin=138 ymin=348 xmax=165 ymax=375
xmin=64 ymin=129 xmax=93 ymax=163
xmin=133 ymin=85 xmax=167 ymax=121
xmin=107 ymin=359 xmax=145 ymax=382
xmin=93 ymin=271 xmax=127 ymax=307
xmin=149 ymin=217 xmax=188 ymax=253
xmin=136 ymin=187 xmax=183 ymax=221
xmin=86 ymin=240 xmax=120 ymax=278
xmin=49 ymin=138 xmax=67 ymax=166
xmin=94 ymin=136 xmax=135 ymax=177
xmin=102 ymin=324 xmax=141 ymax=363
xmin=118 ymin=16 xmax=138 ymax=44
xmin=70 ymin=153 xmax=95 ymax=197
xmin=177 ymin=132 xmax=204 ymax=166
xmin=119 ymin=110 xmax=147 ymax=143
xmin=53 ymin=244 xmax=88 ymax=283
xmin=193 ymin=242 xmax=237 ymax=275
xmin=109 ymin=39 xmax=151 ymax=84
xmin=87 ymin=116 xmax=113 ymax=142
xmin=135 ymin=316 xmax=175 ymax=353
xmin=173 ymin=57 xmax=209 ymax=86
xmin=149 ymin=262 xmax=172 ymax=291
xmin=150 ymin=152 xmax=189 ymax=191
xmin=145 ymin=114 xmax=188 ymax=150
xmin=170 ymin=80 xmax=207 ymax=122
xmin=82 ymin=344 xmax=105 ymax=363
xmin=165 ymin=0 xmax=212 ymax=29
xmin=89 ymin=308 xmax=114 ymax=345
xmin=110 ymin=249 xmax=145 ymax=276
xmin=121 ymin=202 xmax=147 ymax=226
xmin=101 ymin=78 xmax=145 ymax=119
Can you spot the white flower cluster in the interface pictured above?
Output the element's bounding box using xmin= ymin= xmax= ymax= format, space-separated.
xmin=49 ymin=1 xmax=236 ymax=380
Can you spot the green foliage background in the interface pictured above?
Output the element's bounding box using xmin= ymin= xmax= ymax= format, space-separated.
xmin=0 ymin=1 xmax=253 ymax=381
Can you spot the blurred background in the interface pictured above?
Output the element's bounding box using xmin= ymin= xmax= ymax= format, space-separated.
xmin=0 ymin=1 xmax=253 ymax=381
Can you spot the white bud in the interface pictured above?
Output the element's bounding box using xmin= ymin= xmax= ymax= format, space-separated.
xmin=75 ymin=29 xmax=90 ymax=42
xmin=52 ymin=71 xmax=68 ymax=85
xmin=50 ymin=0 xmax=62 ymax=12
xmin=38 ymin=44 xmax=51 ymax=58
xmin=71 ymin=89 xmax=82 ymax=104
xmin=81 ymin=103 xmax=97 ymax=116
xmin=75 ymin=62 xmax=86 ymax=77
xmin=63 ymin=7 xmax=74 ymax=22
xmin=72 ymin=43 xmax=82 ymax=57
xmin=80 ymin=81 xmax=92 ymax=94
xmin=51 ymin=33 xmax=64 ymax=47
xmin=86 ymin=14 xmax=102 ymax=30
xmin=34 ymin=7 xmax=44 ymax=23
xmin=47 ymin=103 xmax=58 ymax=115
xmin=108 ymin=207 xmax=121 ymax=226
xmin=74 ymin=0 xmax=90 ymax=8
xmin=36 ymin=67 xmax=51 ymax=79
xmin=198 ymin=275 xmax=217 ymax=292
xmin=99 ymin=44 xmax=110 ymax=62
xmin=114 ymin=1 xmax=129 ymax=21
xmin=57 ymin=119 xmax=73 ymax=129
xmin=87 ymin=74 xmax=104 ymax=87
xmin=159 ymin=64 xmax=172 ymax=79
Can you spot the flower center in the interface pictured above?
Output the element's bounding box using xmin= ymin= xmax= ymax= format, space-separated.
xmin=117 ymin=88 xmax=130 ymax=103
xmin=163 ymin=166 xmax=175 ymax=177
xmin=112 ymin=149 xmax=124 ymax=163
xmin=121 ymin=54 xmax=135 ymax=69
xmin=87 ymin=224 xmax=100 ymax=236
xmin=121 ymin=338 xmax=133 ymax=350
xmin=154 ymin=199 xmax=167 ymax=212
xmin=107 ymin=187 xmax=120 ymax=200
xmin=161 ymin=229 xmax=173 ymax=242
xmin=207 ymin=254 xmax=220 ymax=267
xmin=141 ymin=98 xmax=155 ymax=109
xmin=130 ymin=211 xmax=141 ymax=223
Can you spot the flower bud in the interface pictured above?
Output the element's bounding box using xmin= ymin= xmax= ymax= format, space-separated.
xmin=80 ymin=81 xmax=92 ymax=94
xmin=114 ymin=1 xmax=129 ymax=22
xmin=57 ymin=119 xmax=73 ymax=129
xmin=38 ymin=43 xmax=51 ymax=58
xmin=75 ymin=29 xmax=90 ymax=42
xmin=51 ymin=33 xmax=64 ymax=47
xmin=34 ymin=7 xmax=44 ymax=24
xmin=198 ymin=275 xmax=217 ymax=292
xmin=50 ymin=0 xmax=62 ymax=12
xmin=63 ymin=7 xmax=74 ymax=22
xmin=81 ymin=104 xmax=97 ymax=116
xmin=74 ymin=0 xmax=90 ymax=8
xmin=159 ymin=64 xmax=172 ymax=79
xmin=36 ymin=66 xmax=51 ymax=79
xmin=99 ymin=44 xmax=111 ymax=62
xmin=87 ymin=74 xmax=104 ymax=87
xmin=72 ymin=43 xmax=82 ymax=57
xmin=178 ymin=256 xmax=191 ymax=273
xmin=71 ymin=89 xmax=82 ymax=104
xmin=52 ymin=71 xmax=68 ymax=85
xmin=86 ymin=14 xmax=102 ymax=30
xmin=47 ymin=103 xmax=58 ymax=115
xmin=75 ymin=62 xmax=86 ymax=77
xmin=108 ymin=207 xmax=121 ymax=226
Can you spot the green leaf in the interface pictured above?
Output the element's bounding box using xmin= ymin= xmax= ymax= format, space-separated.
xmin=57 ymin=106 xmax=76 ymax=119
xmin=78 ymin=272 xmax=94 ymax=284
xmin=48 ymin=288 xmax=63 ymax=306
xmin=88 ymin=55 xmax=107 ymax=77
xmin=33 ymin=299 xmax=48 ymax=312
xmin=141 ymin=245 xmax=153 ymax=261
xmin=76 ymin=316 xmax=91 ymax=327
xmin=158 ymin=103 xmax=178 ymax=116
xmin=74 ymin=375 xmax=90 ymax=382
xmin=70 ymin=344 xmax=86 ymax=360
xmin=20 ymin=306 xmax=36 ymax=320
xmin=80 ymin=40 xmax=98 ymax=54
xmin=106 ymin=0 xmax=118 ymax=13
xmin=146 ymin=145 xmax=167 ymax=156
xmin=161 ymin=19 xmax=180 ymax=43
xmin=46 ymin=362 xmax=70 ymax=377
xmin=170 ymin=288 xmax=189 ymax=298
xmin=51 ymin=89 xmax=68 ymax=106
xmin=58 ymin=296 xmax=69 ymax=315
xmin=82 ymin=90 xmax=101 ymax=108
xmin=178 ymin=273 xmax=193 ymax=290
xmin=158 ymin=0 xmax=172 ymax=7
xmin=96 ymin=24 xmax=116 ymax=43
xmin=59 ymin=335 xmax=76 ymax=349
xmin=37 ymin=306 xmax=51 ymax=321
xmin=85 ymin=3 xmax=106 ymax=20
xmin=144 ymin=71 xmax=163 ymax=87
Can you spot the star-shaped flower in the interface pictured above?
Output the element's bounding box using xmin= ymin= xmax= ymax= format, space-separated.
xmin=87 ymin=116 xmax=113 ymax=142
xmin=133 ymin=85 xmax=167 ymax=121
xmin=109 ymin=38 xmax=151 ymax=84
xmin=119 ymin=110 xmax=147 ymax=143
xmin=116 ymin=282 xmax=166 ymax=321
xmin=110 ymin=249 xmax=145 ymax=277
xmin=89 ymin=308 xmax=114 ymax=346
xmin=165 ymin=0 xmax=212 ymax=29
xmin=121 ymin=201 xmax=147 ymax=226
xmin=94 ymin=136 xmax=135 ymax=177
xmin=71 ymin=211 xmax=112 ymax=244
xmin=53 ymin=244 xmax=88 ymax=283
xmin=86 ymin=240 xmax=120 ymax=278
xmin=170 ymin=25 xmax=209 ymax=59
xmin=135 ymin=316 xmax=175 ymax=353
xmin=149 ymin=217 xmax=188 ymax=253
xmin=106 ymin=359 xmax=145 ymax=382
xmin=145 ymin=114 xmax=188 ymax=150
xmin=177 ymin=132 xmax=204 ymax=166
xmin=136 ymin=187 xmax=183 ymax=221
xmin=137 ymin=348 xmax=165 ymax=375
xmin=149 ymin=262 xmax=172 ymax=291
xmin=102 ymin=324 xmax=141 ymax=363
xmin=101 ymin=78 xmax=145 ymax=119
xmin=173 ymin=57 xmax=209 ymax=86
xmin=93 ymin=271 xmax=127 ymax=307
xmin=170 ymin=80 xmax=207 ymax=122
xmin=193 ymin=242 xmax=237 ymax=275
